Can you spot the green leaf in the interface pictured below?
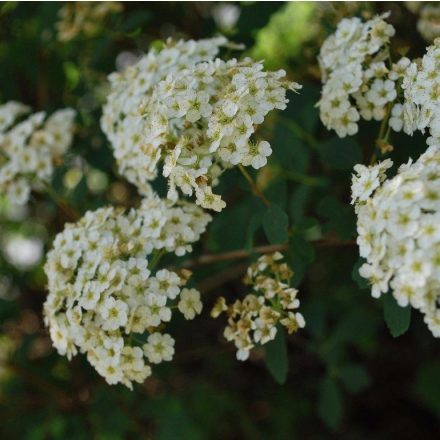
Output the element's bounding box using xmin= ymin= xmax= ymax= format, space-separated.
xmin=319 ymin=137 xmax=362 ymax=170
xmin=416 ymin=362 xmax=440 ymax=415
xmin=318 ymin=378 xmax=343 ymax=430
xmin=289 ymin=234 xmax=315 ymax=264
xmin=156 ymin=397 xmax=203 ymax=440
xmin=263 ymin=204 xmax=289 ymax=244
xmin=338 ymin=364 xmax=371 ymax=393
xmin=383 ymin=294 xmax=411 ymax=337
xmin=316 ymin=196 xmax=356 ymax=240
xmin=272 ymin=125 xmax=309 ymax=174
xmin=289 ymin=186 xmax=311 ymax=223
xmin=265 ymin=328 xmax=288 ymax=384
xmin=265 ymin=178 xmax=287 ymax=210
xmin=302 ymin=300 xmax=326 ymax=339
xmin=63 ymin=61 xmax=80 ymax=91
xmin=245 ymin=212 xmax=263 ymax=250
xmin=285 ymin=84 xmax=321 ymax=133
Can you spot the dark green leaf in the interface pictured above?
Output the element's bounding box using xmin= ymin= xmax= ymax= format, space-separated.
xmin=383 ymin=294 xmax=411 ymax=337
xmin=284 ymin=84 xmax=321 ymax=133
xmin=289 ymin=186 xmax=311 ymax=223
xmin=265 ymin=178 xmax=287 ymax=210
xmin=263 ymin=204 xmax=289 ymax=244
xmin=265 ymin=328 xmax=288 ymax=384
xmin=319 ymin=137 xmax=362 ymax=170
xmin=316 ymin=196 xmax=356 ymax=240
xmin=245 ymin=211 xmax=263 ymax=250
xmin=318 ymin=378 xmax=343 ymax=430
xmin=302 ymin=300 xmax=326 ymax=339
xmin=338 ymin=364 xmax=371 ymax=393
xmin=416 ymin=362 xmax=440 ymax=415
xmin=272 ymin=125 xmax=309 ymax=174
xmin=289 ymin=234 xmax=315 ymax=264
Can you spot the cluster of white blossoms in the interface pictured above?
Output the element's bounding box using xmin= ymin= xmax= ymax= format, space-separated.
xmin=57 ymin=1 xmax=123 ymax=42
xmin=318 ymin=13 xmax=396 ymax=137
xmin=406 ymin=2 xmax=440 ymax=42
xmin=319 ymin=13 xmax=440 ymax=144
xmin=352 ymin=142 xmax=440 ymax=337
xmin=211 ymin=252 xmax=305 ymax=361
xmin=102 ymin=37 xmax=301 ymax=211
xmin=389 ymin=39 xmax=440 ymax=143
xmin=0 ymin=102 xmax=75 ymax=205
xmin=417 ymin=4 xmax=440 ymax=42
xmin=101 ymin=37 xmax=228 ymax=198
xmin=43 ymin=192 xmax=210 ymax=388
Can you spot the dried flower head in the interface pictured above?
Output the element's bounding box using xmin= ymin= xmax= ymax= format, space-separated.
xmin=211 ymin=252 xmax=305 ymax=361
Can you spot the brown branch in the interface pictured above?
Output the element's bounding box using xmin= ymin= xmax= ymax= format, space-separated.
xmin=182 ymin=238 xmax=355 ymax=269
xmin=198 ymin=262 xmax=249 ymax=294
xmin=183 ymin=244 xmax=286 ymax=268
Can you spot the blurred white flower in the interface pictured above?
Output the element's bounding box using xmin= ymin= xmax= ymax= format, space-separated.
xmin=2 ymin=234 xmax=43 ymax=270
xmin=212 ymin=3 xmax=240 ymax=31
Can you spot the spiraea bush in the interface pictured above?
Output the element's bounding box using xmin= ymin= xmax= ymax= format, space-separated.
xmin=1 ymin=3 xmax=440 ymax=439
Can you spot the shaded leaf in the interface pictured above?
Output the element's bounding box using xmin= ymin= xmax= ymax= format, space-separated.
xmin=263 ymin=204 xmax=289 ymax=244
xmin=289 ymin=186 xmax=311 ymax=223
xmin=265 ymin=328 xmax=288 ymax=384
xmin=319 ymin=137 xmax=362 ymax=170
xmin=318 ymin=378 xmax=343 ymax=430
xmin=416 ymin=362 xmax=440 ymax=415
xmin=316 ymin=196 xmax=356 ymax=240
xmin=383 ymin=294 xmax=411 ymax=338
xmin=338 ymin=364 xmax=371 ymax=393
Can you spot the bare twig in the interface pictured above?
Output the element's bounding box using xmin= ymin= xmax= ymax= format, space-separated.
xmin=43 ymin=182 xmax=80 ymax=222
xmin=182 ymin=238 xmax=355 ymax=269
xmin=182 ymin=244 xmax=286 ymax=268
xmin=198 ymin=262 xmax=249 ymax=293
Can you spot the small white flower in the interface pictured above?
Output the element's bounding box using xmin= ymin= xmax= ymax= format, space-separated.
xmin=100 ymin=297 xmax=129 ymax=331
xmin=178 ymin=288 xmax=203 ymax=320
xmin=143 ymin=333 xmax=175 ymax=364
xmin=241 ymin=141 xmax=272 ymax=169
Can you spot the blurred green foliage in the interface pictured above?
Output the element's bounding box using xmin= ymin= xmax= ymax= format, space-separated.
xmin=0 ymin=2 xmax=439 ymax=439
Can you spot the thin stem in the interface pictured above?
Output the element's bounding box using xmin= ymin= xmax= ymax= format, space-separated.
xmin=148 ymin=248 xmax=166 ymax=271
xmin=282 ymin=169 xmax=328 ymax=187
xmin=280 ymin=117 xmax=320 ymax=150
xmin=371 ymin=103 xmax=393 ymax=165
xmin=238 ymin=164 xmax=271 ymax=207
xmin=43 ymin=182 xmax=79 ymax=222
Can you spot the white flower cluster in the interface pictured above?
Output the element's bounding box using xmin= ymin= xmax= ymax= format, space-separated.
xmin=44 ymin=193 xmax=210 ymax=388
xmin=101 ymin=37 xmax=228 ymax=198
xmin=417 ymin=4 xmax=440 ymax=42
xmin=102 ymin=37 xmax=300 ymax=211
xmin=352 ymin=143 xmax=440 ymax=337
xmin=211 ymin=252 xmax=305 ymax=361
xmin=57 ymin=2 xmax=123 ymax=42
xmin=318 ymin=13 xmax=395 ymax=137
xmin=319 ymin=14 xmax=440 ymax=144
xmin=0 ymin=102 xmax=75 ymax=205
xmin=389 ymin=39 xmax=440 ymax=143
